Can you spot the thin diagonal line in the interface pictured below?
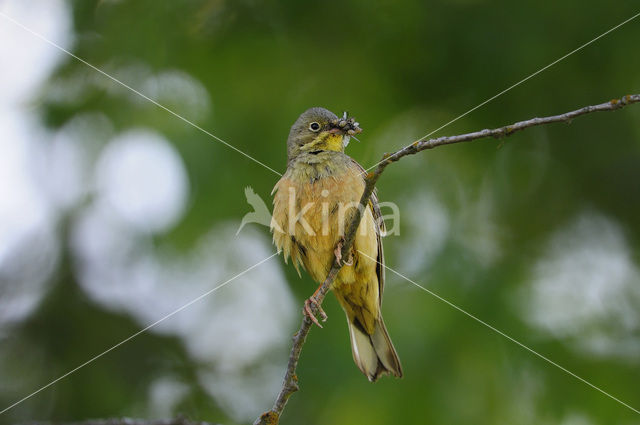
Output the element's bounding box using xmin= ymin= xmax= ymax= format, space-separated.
xmin=0 ymin=251 xmax=280 ymax=415
xmin=357 ymin=249 xmax=640 ymax=415
xmin=0 ymin=11 xmax=282 ymax=177
xmin=364 ymin=10 xmax=640 ymax=174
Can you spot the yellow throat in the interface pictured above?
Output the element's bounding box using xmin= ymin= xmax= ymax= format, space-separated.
xmin=304 ymin=131 xmax=346 ymax=153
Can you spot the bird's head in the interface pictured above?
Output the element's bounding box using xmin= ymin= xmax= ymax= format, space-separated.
xmin=286 ymin=107 xmax=362 ymax=162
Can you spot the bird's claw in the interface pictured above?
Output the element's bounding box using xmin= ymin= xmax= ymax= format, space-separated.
xmin=334 ymin=238 xmax=354 ymax=267
xmin=304 ymin=297 xmax=327 ymax=328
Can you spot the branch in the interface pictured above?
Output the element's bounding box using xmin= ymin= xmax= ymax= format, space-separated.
xmin=254 ymin=93 xmax=640 ymax=425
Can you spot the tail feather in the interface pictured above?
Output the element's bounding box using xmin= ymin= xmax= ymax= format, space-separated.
xmin=347 ymin=315 xmax=403 ymax=382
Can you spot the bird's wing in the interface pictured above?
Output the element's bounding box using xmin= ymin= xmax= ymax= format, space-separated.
xmin=371 ymin=189 xmax=386 ymax=306
xmin=349 ymin=158 xmax=386 ymax=306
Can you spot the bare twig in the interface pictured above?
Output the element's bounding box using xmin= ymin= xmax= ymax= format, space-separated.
xmin=254 ymin=94 xmax=640 ymax=425
xmin=368 ymin=94 xmax=640 ymax=171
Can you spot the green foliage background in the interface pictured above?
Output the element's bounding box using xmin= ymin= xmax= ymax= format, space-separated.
xmin=2 ymin=1 xmax=640 ymax=424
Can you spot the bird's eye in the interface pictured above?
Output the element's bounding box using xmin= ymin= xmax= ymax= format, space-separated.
xmin=309 ymin=122 xmax=321 ymax=132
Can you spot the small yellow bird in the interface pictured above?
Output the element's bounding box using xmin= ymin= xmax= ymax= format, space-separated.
xmin=271 ymin=107 xmax=402 ymax=381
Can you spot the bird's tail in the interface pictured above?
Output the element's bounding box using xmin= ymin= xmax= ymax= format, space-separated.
xmin=346 ymin=313 xmax=403 ymax=382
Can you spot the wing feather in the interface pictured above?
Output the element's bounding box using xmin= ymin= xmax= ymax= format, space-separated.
xmin=349 ymin=158 xmax=386 ymax=306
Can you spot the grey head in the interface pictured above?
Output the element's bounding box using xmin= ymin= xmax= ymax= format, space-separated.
xmin=286 ymin=107 xmax=362 ymax=162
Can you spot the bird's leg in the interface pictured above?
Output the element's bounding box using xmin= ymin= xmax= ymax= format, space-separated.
xmin=304 ymin=284 xmax=328 ymax=328
xmin=303 ymin=235 xmax=358 ymax=327
xmin=334 ymin=237 xmax=354 ymax=266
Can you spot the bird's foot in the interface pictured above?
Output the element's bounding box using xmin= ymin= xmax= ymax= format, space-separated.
xmin=334 ymin=238 xmax=354 ymax=266
xmin=343 ymin=252 xmax=354 ymax=266
xmin=304 ymin=296 xmax=327 ymax=328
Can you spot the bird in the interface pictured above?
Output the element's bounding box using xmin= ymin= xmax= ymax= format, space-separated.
xmin=270 ymin=107 xmax=402 ymax=381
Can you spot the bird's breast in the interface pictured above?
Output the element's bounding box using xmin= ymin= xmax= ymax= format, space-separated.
xmin=271 ymin=157 xmax=366 ymax=282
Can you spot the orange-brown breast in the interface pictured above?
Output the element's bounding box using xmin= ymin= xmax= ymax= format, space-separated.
xmin=271 ymin=152 xmax=381 ymax=333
